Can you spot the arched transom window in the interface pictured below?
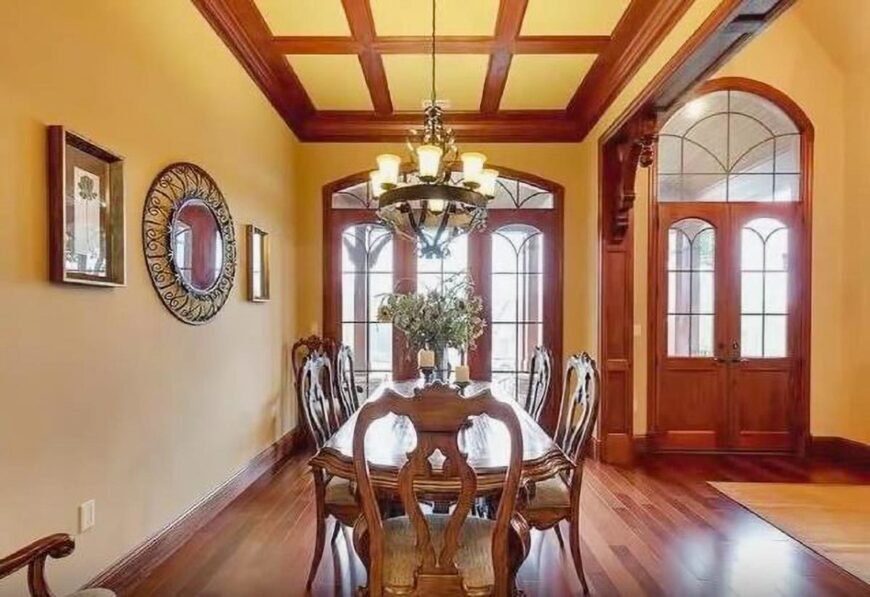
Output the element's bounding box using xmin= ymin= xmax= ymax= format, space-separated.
xmin=658 ymin=90 xmax=801 ymax=203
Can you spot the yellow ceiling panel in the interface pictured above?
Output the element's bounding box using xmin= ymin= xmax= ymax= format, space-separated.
xmin=256 ymin=0 xmax=350 ymax=36
xmin=286 ymin=55 xmax=372 ymax=110
xmin=521 ymin=0 xmax=631 ymax=36
xmin=501 ymin=54 xmax=597 ymax=110
xmin=372 ymin=0 xmax=500 ymax=36
xmin=383 ymin=54 xmax=489 ymax=111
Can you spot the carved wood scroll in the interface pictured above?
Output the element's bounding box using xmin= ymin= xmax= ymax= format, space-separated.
xmin=605 ymin=115 xmax=657 ymax=241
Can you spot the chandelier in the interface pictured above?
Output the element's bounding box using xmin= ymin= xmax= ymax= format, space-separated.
xmin=371 ymin=0 xmax=497 ymax=259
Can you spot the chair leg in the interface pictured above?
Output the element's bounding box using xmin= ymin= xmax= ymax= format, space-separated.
xmin=553 ymin=523 xmax=565 ymax=549
xmin=567 ymin=516 xmax=589 ymax=595
xmin=306 ymin=471 xmax=328 ymax=591
xmin=330 ymin=519 xmax=341 ymax=543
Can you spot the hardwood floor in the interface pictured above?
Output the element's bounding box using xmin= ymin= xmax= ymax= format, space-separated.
xmin=129 ymin=451 xmax=870 ymax=596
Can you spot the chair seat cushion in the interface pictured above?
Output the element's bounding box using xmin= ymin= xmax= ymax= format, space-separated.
xmin=524 ymin=476 xmax=571 ymax=510
xmin=381 ymin=514 xmax=495 ymax=589
xmin=325 ymin=476 xmax=356 ymax=507
xmin=69 ymin=589 xmax=116 ymax=597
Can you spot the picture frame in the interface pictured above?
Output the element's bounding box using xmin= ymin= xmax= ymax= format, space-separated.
xmin=47 ymin=126 xmax=125 ymax=286
xmin=247 ymin=225 xmax=270 ymax=302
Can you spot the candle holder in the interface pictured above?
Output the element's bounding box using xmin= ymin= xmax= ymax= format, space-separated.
xmin=454 ymin=380 xmax=470 ymax=394
xmin=420 ymin=366 xmax=435 ymax=384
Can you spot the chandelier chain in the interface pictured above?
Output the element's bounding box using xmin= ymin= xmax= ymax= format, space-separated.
xmin=430 ymin=0 xmax=436 ymax=107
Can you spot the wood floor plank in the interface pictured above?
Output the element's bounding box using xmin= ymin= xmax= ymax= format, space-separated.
xmin=126 ymin=453 xmax=870 ymax=596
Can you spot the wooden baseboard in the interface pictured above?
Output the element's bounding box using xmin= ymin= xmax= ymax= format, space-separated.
xmin=633 ymin=434 xmax=650 ymax=455
xmin=809 ymin=436 xmax=870 ymax=466
xmin=84 ymin=427 xmax=303 ymax=594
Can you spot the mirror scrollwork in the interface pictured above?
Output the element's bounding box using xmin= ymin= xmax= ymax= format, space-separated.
xmin=143 ymin=162 xmax=237 ymax=325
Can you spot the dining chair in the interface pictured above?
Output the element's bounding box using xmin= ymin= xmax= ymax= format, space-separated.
xmin=291 ymin=334 xmax=336 ymax=383
xmin=351 ymin=382 xmax=530 ymax=596
xmin=0 ymin=534 xmax=114 ymax=597
xmin=518 ymin=352 xmax=600 ymax=595
xmin=335 ymin=344 xmax=363 ymax=422
xmin=299 ymin=350 xmax=360 ymax=592
xmin=520 ymin=345 xmax=553 ymax=424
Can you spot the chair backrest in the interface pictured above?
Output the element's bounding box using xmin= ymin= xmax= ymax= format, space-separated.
xmin=291 ymin=335 xmax=336 ymax=382
xmin=297 ymin=350 xmax=341 ymax=450
xmin=335 ymin=344 xmax=361 ymax=420
xmin=521 ymin=345 xmax=553 ymax=423
xmin=553 ymin=353 xmax=601 ymax=464
xmin=353 ymin=382 xmax=524 ymax=596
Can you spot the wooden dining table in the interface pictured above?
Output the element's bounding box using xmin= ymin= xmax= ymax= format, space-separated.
xmin=309 ymin=379 xmax=573 ymax=495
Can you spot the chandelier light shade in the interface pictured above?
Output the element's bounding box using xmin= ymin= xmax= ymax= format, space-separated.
xmin=372 ymin=0 xmax=497 ymax=259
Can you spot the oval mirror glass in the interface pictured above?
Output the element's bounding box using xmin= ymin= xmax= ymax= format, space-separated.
xmin=172 ymin=199 xmax=223 ymax=292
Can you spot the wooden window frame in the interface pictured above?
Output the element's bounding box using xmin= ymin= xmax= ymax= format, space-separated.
xmin=322 ymin=166 xmax=565 ymax=430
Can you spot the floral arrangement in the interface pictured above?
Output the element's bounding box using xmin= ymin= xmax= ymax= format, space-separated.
xmin=377 ymin=274 xmax=486 ymax=357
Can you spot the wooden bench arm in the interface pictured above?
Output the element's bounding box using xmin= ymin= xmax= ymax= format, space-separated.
xmin=0 ymin=533 xmax=75 ymax=597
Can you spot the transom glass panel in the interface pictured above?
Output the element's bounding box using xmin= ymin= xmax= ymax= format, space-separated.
xmin=658 ymin=90 xmax=801 ymax=203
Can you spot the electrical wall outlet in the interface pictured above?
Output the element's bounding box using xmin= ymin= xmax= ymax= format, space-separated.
xmin=79 ymin=499 xmax=96 ymax=533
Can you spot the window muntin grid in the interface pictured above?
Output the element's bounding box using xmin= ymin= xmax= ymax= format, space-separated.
xmin=658 ymin=90 xmax=801 ymax=203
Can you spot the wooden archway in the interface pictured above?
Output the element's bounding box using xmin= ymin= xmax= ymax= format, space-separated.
xmin=597 ymin=76 xmax=814 ymax=464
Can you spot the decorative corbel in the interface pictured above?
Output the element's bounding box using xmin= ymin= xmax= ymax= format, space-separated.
xmin=608 ymin=114 xmax=658 ymax=241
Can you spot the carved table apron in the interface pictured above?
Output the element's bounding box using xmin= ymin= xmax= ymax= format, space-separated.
xmin=309 ymin=380 xmax=572 ymax=496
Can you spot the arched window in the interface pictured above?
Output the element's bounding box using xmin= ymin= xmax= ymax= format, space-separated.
xmin=324 ymin=168 xmax=563 ymax=415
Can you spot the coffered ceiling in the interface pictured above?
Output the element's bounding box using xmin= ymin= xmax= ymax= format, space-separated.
xmin=194 ymin=0 xmax=694 ymax=141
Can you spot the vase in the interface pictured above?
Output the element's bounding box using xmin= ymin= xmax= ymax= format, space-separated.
xmin=432 ymin=343 xmax=450 ymax=380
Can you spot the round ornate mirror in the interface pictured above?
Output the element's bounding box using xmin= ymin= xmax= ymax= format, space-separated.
xmin=143 ymin=163 xmax=236 ymax=325
xmin=171 ymin=199 xmax=224 ymax=293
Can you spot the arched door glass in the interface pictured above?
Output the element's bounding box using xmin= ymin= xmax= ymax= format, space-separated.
xmin=740 ymin=217 xmax=789 ymax=357
xmin=667 ymin=218 xmax=715 ymax=357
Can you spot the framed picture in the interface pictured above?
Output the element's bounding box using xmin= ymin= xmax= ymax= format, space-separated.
xmin=47 ymin=126 xmax=125 ymax=286
xmin=247 ymin=225 xmax=270 ymax=302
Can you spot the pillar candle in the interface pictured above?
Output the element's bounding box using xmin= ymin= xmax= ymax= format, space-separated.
xmin=418 ymin=348 xmax=435 ymax=368
xmin=454 ymin=364 xmax=470 ymax=383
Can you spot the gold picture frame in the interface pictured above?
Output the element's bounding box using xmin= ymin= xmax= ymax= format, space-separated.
xmin=47 ymin=126 xmax=125 ymax=286
xmin=247 ymin=225 xmax=270 ymax=302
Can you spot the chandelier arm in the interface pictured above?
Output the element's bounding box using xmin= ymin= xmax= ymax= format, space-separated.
xmin=430 ymin=210 xmax=450 ymax=252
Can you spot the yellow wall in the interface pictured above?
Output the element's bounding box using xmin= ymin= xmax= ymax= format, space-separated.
xmin=0 ymin=1 xmax=298 ymax=594
xmin=294 ymin=143 xmax=597 ymax=358
xmin=794 ymin=0 xmax=870 ymax=444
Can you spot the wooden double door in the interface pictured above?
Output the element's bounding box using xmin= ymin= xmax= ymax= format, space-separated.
xmin=651 ymin=201 xmax=804 ymax=452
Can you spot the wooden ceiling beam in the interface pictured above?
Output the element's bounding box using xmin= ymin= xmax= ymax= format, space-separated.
xmin=272 ymin=36 xmax=363 ymax=54
xmin=341 ymin=0 xmax=393 ymax=114
xmin=566 ymin=0 xmax=694 ymax=138
xmin=513 ymin=35 xmax=610 ymax=54
xmin=193 ymin=0 xmax=315 ymax=130
xmin=480 ymin=0 xmax=528 ymax=114
xmin=273 ymin=35 xmax=610 ymax=55
xmin=300 ymin=110 xmax=581 ymax=143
